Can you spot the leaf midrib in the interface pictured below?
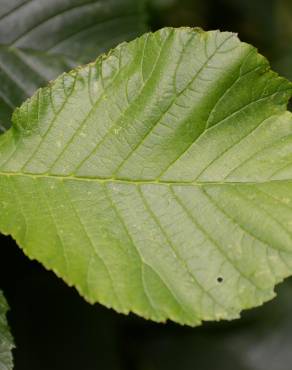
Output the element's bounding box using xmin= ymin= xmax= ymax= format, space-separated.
xmin=0 ymin=171 xmax=290 ymax=186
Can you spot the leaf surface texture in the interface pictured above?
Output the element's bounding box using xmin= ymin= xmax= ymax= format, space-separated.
xmin=1 ymin=28 xmax=292 ymax=325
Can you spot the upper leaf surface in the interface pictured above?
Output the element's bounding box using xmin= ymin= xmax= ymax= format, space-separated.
xmin=0 ymin=292 xmax=14 ymax=370
xmin=0 ymin=28 xmax=292 ymax=326
xmin=0 ymin=0 xmax=147 ymax=131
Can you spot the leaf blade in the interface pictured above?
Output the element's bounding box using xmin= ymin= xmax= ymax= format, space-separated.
xmin=0 ymin=28 xmax=292 ymax=325
xmin=0 ymin=0 xmax=148 ymax=131
xmin=0 ymin=291 xmax=14 ymax=370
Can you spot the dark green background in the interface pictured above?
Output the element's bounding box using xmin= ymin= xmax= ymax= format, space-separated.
xmin=1 ymin=0 xmax=292 ymax=369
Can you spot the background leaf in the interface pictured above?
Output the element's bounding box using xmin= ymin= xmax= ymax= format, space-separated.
xmin=0 ymin=28 xmax=292 ymax=326
xmin=0 ymin=291 xmax=14 ymax=370
xmin=0 ymin=0 xmax=148 ymax=132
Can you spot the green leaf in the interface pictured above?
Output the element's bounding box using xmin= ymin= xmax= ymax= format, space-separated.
xmin=0 ymin=0 xmax=148 ymax=132
xmin=0 ymin=292 xmax=14 ymax=370
xmin=0 ymin=27 xmax=292 ymax=326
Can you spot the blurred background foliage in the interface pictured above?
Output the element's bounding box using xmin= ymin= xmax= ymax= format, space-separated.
xmin=0 ymin=0 xmax=292 ymax=369
xmin=149 ymin=0 xmax=292 ymax=80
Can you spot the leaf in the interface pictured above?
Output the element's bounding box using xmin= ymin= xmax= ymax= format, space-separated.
xmin=0 ymin=27 xmax=292 ymax=326
xmin=0 ymin=292 xmax=14 ymax=370
xmin=0 ymin=0 xmax=148 ymax=132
